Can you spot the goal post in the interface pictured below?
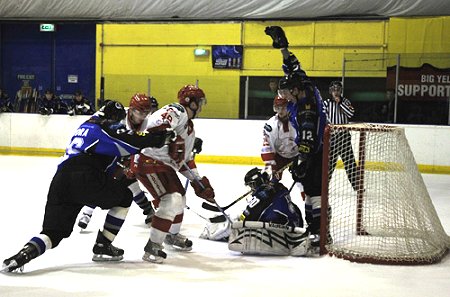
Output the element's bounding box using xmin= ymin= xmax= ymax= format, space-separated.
xmin=320 ymin=123 xmax=450 ymax=264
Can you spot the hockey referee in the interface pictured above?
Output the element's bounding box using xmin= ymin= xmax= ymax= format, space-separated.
xmin=323 ymin=81 xmax=359 ymax=191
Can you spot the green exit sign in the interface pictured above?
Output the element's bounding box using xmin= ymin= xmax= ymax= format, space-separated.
xmin=40 ymin=24 xmax=55 ymax=32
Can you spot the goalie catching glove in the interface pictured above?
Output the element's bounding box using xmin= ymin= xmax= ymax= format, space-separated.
xmin=191 ymin=176 xmax=215 ymax=203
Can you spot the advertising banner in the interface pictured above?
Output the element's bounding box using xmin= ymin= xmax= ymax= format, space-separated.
xmin=386 ymin=63 xmax=450 ymax=101
xmin=212 ymin=45 xmax=243 ymax=69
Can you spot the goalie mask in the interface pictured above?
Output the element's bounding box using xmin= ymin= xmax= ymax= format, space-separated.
xmin=244 ymin=168 xmax=270 ymax=191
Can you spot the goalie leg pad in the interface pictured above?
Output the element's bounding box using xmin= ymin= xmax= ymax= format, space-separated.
xmin=228 ymin=221 xmax=307 ymax=256
xmin=200 ymin=220 xmax=231 ymax=241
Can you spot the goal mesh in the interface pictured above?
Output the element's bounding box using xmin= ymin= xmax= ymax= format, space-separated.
xmin=320 ymin=123 xmax=450 ymax=264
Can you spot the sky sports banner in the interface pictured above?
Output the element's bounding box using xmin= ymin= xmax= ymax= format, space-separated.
xmin=386 ymin=63 xmax=450 ymax=101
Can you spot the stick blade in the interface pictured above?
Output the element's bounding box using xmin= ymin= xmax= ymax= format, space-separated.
xmin=202 ymin=201 xmax=220 ymax=212
xmin=209 ymin=215 xmax=227 ymax=223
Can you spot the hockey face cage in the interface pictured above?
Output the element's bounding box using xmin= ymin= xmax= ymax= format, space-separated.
xmin=244 ymin=168 xmax=270 ymax=191
xmin=320 ymin=123 xmax=450 ymax=265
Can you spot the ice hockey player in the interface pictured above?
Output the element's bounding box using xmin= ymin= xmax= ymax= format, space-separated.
xmin=239 ymin=167 xmax=302 ymax=226
xmin=77 ymin=93 xmax=160 ymax=229
xmin=265 ymin=26 xmax=329 ymax=248
xmin=2 ymin=100 xmax=173 ymax=273
xmin=261 ymin=95 xmax=299 ymax=181
xmin=129 ymin=84 xmax=215 ymax=264
xmin=225 ymin=167 xmax=309 ymax=256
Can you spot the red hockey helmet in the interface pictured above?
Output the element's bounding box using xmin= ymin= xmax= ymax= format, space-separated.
xmin=273 ymin=95 xmax=288 ymax=107
xmin=129 ymin=93 xmax=152 ymax=113
xmin=273 ymin=95 xmax=288 ymax=113
xmin=177 ymin=85 xmax=206 ymax=107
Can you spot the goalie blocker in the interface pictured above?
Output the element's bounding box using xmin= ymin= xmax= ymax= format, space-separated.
xmin=228 ymin=221 xmax=313 ymax=256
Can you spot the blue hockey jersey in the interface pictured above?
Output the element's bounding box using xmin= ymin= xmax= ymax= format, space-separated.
xmin=58 ymin=116 xmax=151 ymax=173
xmin=242 ymin=182 xmax=303 ymax=228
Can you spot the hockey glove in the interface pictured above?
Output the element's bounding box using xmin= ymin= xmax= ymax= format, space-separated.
xmin=193 ymin=137 xmax=203 ymax=154
xmin=169 ymin=135 xmax=185 ymax=163
xmin=290 ymin=156 xmax=308 ymax=182
xmin=265 ymin=26 xmax=289 ymax=49
xmin=191 ymin=176 xmax=215 ymax=203
xmin=40 ymin=107 xmax=53 ymax=116
xmin=120 ymin=157 xmax=136 ymax=179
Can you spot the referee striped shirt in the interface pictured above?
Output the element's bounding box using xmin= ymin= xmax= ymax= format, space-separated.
xmin=323 ymin=96 xmax=355 ymax=124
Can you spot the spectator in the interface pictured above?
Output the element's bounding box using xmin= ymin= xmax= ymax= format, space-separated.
xmin=0 ymin=87 xmax=14 ymax=113
xmin=268 ymin=78 xmax=279 ymax=95
xmin=68 ymin=90 xmax=95 ymax=116
xmin=38 ymin=89 xmax=68 ymax=115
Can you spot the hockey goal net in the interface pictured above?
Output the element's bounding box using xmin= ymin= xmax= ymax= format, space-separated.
xmin=320 ymin=123 xmax=450 ymax=264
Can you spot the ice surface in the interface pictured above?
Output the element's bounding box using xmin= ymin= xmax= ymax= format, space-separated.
xmin=0 ymin=156 xmax=449 ymax=297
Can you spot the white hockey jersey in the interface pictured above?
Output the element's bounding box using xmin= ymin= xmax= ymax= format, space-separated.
xmin=261 ymin=115 xmax=298 ymax=166
xmin=139 ymin=103 xmax=196 ymax=172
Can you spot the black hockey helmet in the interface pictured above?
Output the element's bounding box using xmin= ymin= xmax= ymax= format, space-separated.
xmin=150 ymin=96 xmax=159 ymax=111
xmin=244 ymin=167 xmax=270 ymax=191
xmin=99 ymin=100 xmax=126 ymax=123
xmin=278 ymin=72 xmax=308 ymax=92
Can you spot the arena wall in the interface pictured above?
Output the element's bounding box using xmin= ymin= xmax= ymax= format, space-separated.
xmin=0 ymin=113 xmax=449 ymax=174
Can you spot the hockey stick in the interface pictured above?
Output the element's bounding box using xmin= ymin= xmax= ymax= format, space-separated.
xmin=181 ymin=161 xmax=232 ymax=224
xmin=204 ymin=181 xmax=296 ymax=213
xmin=289 ymin=180 xmax=296 ymax=192
xmin=202 ymin=161 xmax=294 ymax=212
xmin=182 ymin=153 xmax=226 ymax=223
xmin=201 ymin=189 xmax=252 ymax=212
xmin=185 ymin=205 xmax=226 ymax=223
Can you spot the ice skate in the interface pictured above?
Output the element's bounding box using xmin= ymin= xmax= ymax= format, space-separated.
xmin=306 ymin=233 xmax=321 ymax=256
xmin=164 ymin=233 xmax=193 ymax=251
xmin=2 ymin=244 xmax=38 ymax=273
xmin=290 ymin=232 xmax=311 ymax=257
xmin=92 ymin=231 xmax=124 ymax=261
xmin=78 ymin=213 xmax=92 ymax=230
xmin=143 ymin=206 xmax=154 ymax=225
xmin=142 ymin=239 xmax=167 ymax=264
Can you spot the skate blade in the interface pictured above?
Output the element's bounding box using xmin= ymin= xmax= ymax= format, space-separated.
xmin=166 ymin=245 xmax=192 ymax=252
xmin=1 ymin=260 xmax=24 ymax=273
xmin=142 ymin=252 xmax=164 ymax=264
xmin=92 ymin=254 xmax=123 ymax=262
